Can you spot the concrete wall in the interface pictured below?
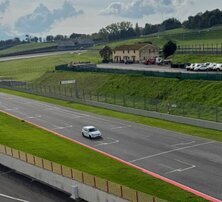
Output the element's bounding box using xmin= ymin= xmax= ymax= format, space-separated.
xmin=0 ymin=154 xmax=128 ymax=202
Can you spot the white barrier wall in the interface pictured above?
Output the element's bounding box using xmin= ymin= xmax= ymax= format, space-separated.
xmin=0 ymin=154 xmax=128 ymax=202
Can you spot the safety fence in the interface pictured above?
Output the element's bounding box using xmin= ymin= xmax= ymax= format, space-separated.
xmin=0 ymin=144 xmax=166 ymax=202
xmin=1 ymin=83 xmax=221 ymax=124
xmin=177 ymin=43 xmax=222 ymax=55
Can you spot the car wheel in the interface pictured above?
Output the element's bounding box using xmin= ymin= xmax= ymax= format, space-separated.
xmin=89 ymin=135 xmax=92 ymax=139
xmin=82 ymin=132 xmax=85 ymax=137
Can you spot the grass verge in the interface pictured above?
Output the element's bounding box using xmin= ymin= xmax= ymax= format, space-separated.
xmin=0 ymin=107 xmax=206 ymax=202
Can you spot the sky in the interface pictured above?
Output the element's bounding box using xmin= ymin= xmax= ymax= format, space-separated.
xmin=0 ymin=0 xmax=222 ymax=40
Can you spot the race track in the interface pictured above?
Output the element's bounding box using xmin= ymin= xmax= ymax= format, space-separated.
xmin=0 ymin=93 xmax=221 ymax=201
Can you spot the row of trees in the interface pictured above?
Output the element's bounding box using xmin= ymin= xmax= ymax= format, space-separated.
xmin=183 ymin=9 xmax=222 ymax=29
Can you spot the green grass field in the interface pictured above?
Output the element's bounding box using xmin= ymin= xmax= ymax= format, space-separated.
xmin=0 ymin=51 xmax=100 ymax=81
xmin=0 ymin=42 xmax=56 ymax=56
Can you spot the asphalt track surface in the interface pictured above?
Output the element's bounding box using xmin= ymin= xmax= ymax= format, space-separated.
xmin=0 ymin=50 xmax=85 ymax=62
xmin=0 ymin=164 xmax=76 ymax=202
xmin=0 ymin=93 xmax=222 ymax=201
xmin=98 ymin=63 xmax=222 ymax=74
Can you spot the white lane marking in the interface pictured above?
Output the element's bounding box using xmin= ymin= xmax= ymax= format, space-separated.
xmin=4 ymin=107 xmax=19 ymax=111
xmin=159 ymin=164 xmax=175 ymax=170
xmin=44 ymin=106 xmax=89 ymax=117
xmin=53 ymin=125 xmax=73 ymax=130
xmin=165 ymin=159 xmax=196 ymax=174
xmin=110 ymin=125 xmax=131 ymax=130
xmin=27 ymin=115 xmax=42 ymax=119
xmin=0 ymin=193 xmax=29 ymax=202
xmin=95 ymin=137 xmax=119 ymax=146
xmin=171 ymin=141 xmax=196 ymax=147
xmin=129 ymin=141 xmax=215 ymax=163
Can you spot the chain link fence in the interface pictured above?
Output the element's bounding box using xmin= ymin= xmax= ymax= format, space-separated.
xmin=177 ymin=43 xmax=222 ymax=55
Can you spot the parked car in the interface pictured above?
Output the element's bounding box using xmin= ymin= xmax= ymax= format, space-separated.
xmin=198 ymin=64 xmax=210 ymax=71
xmin=155 ymin=57 xmax=163 ymax=65
xmin=125 ymin=60 xmax=134 ymax=64
xmin=81 ymin=126 xmax=102 ymax=139
xmin=144 ymin=58 xmax=156 ymax=65
xmin=191 ymin=63 xmax=201 ymax=71
xmin=186 ymin=63 xmax=195 ymax=71
xmin=163 ymin=59 xmax=172 ymax=65
xmin=207 ymin=63 xmax=217 ymax=71
xmin=194 ymin=63 xmax=211 ymax=71
xmin=213 ymin=64 xmax=222 ymax=71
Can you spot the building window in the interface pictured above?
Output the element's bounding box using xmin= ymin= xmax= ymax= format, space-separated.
xmin=134 ymin=50 xmax=135 ymax=53
xmin=114 ymin=51 xmax=115 ymax=54
xmin=128 ymin=50 xmax=130 ymax=53
xmin=123 ymin=50 xmax=125 ymax=54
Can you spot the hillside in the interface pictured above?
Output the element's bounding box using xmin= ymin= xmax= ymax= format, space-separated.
xmin=94 ymin=26 xmax=222 ymax=50
xmin=1 ymin=25 xmax=222 ymax=58
xmin=0 ymin=42 xmax=56 ymax=56
xmin=34 ymin=71 xmax=222 ymax=107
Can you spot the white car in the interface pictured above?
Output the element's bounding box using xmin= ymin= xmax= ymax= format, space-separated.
xmin=213 ymin=64 xmax=222 ymax=71
xmin=196 ymin=63 xmax=210 ymax=71
xmin=82 ymin=126 xmax=102 ymax=139
xmin=186 ymin=64 xmax=194 ymax=71
xmin=207 ymin=63 xmax=217 ymax=71
xmin=193 ymin=64 xmax=202 ymax=71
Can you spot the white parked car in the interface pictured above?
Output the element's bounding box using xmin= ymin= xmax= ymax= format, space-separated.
xmin=196 ymin=63 xmax=210 ymax=71
xmin=193 ymin=63 xmax=202 ymax=71
xmin=155 ymin=57 xmax=163 ymax=65
xmin=213 ymin=64 xmax=222 ymax=71
xmin=207 ymin=63 xmax=217 ymax=71
xmin=82 ymin=126 xmax=102 ymax=139
xmin=186 ymin=64 xmax=195 ymax=71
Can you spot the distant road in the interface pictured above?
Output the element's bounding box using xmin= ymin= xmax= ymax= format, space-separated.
xmin=0 ymin=50 xmax=86 ymax=62
xmin=98 ymin=63 xmax=222 ymax=74
xmin=0 ymin=164 xmax=76 ymax=202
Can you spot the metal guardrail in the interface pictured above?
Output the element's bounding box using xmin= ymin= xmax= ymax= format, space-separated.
xmin=0 ymin=144 xmax=167 ymax=202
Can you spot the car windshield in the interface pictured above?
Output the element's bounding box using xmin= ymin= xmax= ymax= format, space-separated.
xmin=89 ymin=128 xmax=97 ymax=132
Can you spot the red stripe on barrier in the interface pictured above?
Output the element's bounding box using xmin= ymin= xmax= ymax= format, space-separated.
xmin=0 ymin=109 xmax=221 ymax=202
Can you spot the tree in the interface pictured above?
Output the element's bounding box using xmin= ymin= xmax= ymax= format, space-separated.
xmin=31 ymin=36 xmax=39 ymax=43
xmin=135 ymin=23 xmax=141 ymax=37
xmin=162 ymin=41 xmax=177 ymax=58
xmin=25 ymin=34 xmax=31 ymax=43
xmin=46 ymin=35 xmax=54 ymax=42
xmin=54 ymin=35 xmax=64 ymax=41
xmin=99 ymin=46 xmax=112 ymax=63
xmin=161 ymin=18 xmax=181 ymax=30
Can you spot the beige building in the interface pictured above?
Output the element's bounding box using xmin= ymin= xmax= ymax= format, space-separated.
xmin=113 ymin=43 xmax=159 ymax=63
